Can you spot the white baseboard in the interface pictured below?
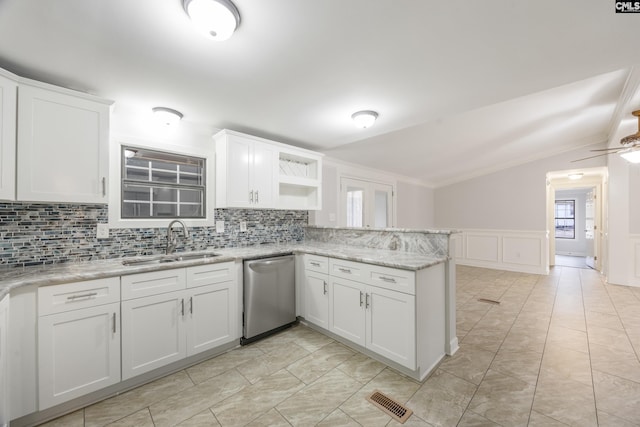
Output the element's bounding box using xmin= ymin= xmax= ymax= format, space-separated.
xmin=451 ymin=229 xmax=549 ymax=275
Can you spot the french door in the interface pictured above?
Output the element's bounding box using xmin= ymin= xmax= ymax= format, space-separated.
xmin=340 ymin=177 xmax=394 ymax=228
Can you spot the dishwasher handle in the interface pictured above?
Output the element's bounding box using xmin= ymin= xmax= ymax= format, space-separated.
xmin=246 ymin=255 xmax=295 ymax=272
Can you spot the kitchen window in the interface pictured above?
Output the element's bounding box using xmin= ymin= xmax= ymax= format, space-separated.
xmin=121 ymin=147 xmax=206 ymax=219
xmin=555 ymin=200 xmax=575 ymax=239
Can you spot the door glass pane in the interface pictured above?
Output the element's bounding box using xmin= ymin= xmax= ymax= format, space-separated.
xmin=346 ymin=187 xmax=364 ymax=227
xmin=374 ymin=190 xmax=389 ymax=228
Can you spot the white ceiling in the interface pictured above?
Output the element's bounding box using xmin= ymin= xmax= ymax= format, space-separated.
xmin=0 ymin=0 xmax=639 ymax=186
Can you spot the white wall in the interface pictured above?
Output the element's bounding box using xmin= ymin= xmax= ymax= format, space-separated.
xmin=396 ymin=181 xmax=435 ymax=228
xmin=309 ymin=163 xmax=339 ymax=226
xmin=554 ymin=189 xmax=588 ymax=256
xmin=435 ymin=144 xmax=606 ymax=274
xmin=434 ymin=144 xmax=607 ymax=231
xmin=607 ymin=118 xmax=635 ymax=286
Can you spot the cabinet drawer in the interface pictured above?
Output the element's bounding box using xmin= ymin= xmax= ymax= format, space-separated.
xmin=186 ymin=262 xmax=234 ymax=289
xmin=368 ymin=266 xmax=415 ymax=295
xmin=38 ymin=277 xmax=120 ymax=316
xmin=121 ymin=268 xmax=186 ymax=300
xmin=329 ymin=258 xmax=366 ymax=282
xmin=304 ymin=255 xmax=329 ymax=274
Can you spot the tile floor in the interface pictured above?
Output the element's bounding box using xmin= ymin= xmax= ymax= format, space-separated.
xmin=40 ymin=265 xmax=640 ymax=426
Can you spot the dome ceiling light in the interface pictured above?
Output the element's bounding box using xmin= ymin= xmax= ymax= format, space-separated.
xmin=152 ymin=107 xmax=183 ymax=126
xmin=183 ymin=0 xmax=240 ymax=41
xmin=351 ymin=110 xmax=378 ymax=129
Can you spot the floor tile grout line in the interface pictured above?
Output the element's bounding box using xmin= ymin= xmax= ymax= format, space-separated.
xmin=577 ymin=267 xmax=600 ymax=427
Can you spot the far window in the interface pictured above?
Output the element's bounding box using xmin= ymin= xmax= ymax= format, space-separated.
xmin=121 ymin=147 xmax=206 ymax=219
xmin=555 ymin=200 xmax=575 ymax=239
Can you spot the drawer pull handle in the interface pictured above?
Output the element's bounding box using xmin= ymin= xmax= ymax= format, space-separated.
xmin=255 ymin=190 xmax=259 ymax=203
xmin=360 ymin=291 xmax=364 ymax=307
xmin=249 ymin=190 xmax=254 ymax=203
xmin=67 ymin=292 xmax=98 ymax=300
xmin=379 ymin=276 xmax=397 ymax=283
xmin=102 ymin=177 xmax=106 ymax=197
xmin=310 ymin=262 xmax=321 ymax=267
xmin=112 ymin=312 xmax=116 ymax=333
xmin=338 ymin=268 xmax=352 ymax=274
xmin=323 ymin=281 xmax=328 ymax=295
xmin=366 ymin=293 xmax=370 ymax=309
xmin=190 ymin=296 xmax=193 ymax=314
xmin=181 ymin=298 xmax=185 ymax=316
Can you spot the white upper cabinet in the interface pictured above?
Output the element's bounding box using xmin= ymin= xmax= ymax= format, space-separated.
xmin=0 ymin=71 xmax=17 ymax=201
xmin=17 ymin=81 xmax=112 ymax=203
xmin=214 ymin=129 xmax=322 ymax=210
xmin=214 ymin=130 xmax=277 ymax=208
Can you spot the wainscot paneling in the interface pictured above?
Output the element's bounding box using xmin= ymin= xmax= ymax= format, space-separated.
xmin=453 ymin=229 xmax=549 ymax=275
xmin=631 ymin=235 xmax=640 ymax=287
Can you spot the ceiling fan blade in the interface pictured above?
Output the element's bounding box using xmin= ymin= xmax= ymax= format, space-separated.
xmin=590 ymin=147 xmax=624 ymax=152
xmin=571 ymin=152 xmax=614 ymax=162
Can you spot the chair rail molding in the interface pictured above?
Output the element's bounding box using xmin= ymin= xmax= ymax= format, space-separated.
xmin=450 ymin=229 xmax=549 ymax=275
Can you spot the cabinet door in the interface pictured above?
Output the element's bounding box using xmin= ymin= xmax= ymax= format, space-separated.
xmin=17 ymin=84 xmax=110 ymax=203
xmin=305 ymin=272 xmax=329 ymax=329
xmin=329 ymin=277 xmax=365 ymax=346
xmin=0 ymin=295 xmax=8 ymax=424
xmin=225 ymin=135 xmax=253 ymax=208
xmin=366 ymin=286 xmax=416 ymax=369
xmin=38 ymin=302 xmax=120 ymax=409
xmin=0 ymin=74 xmax=16 ymax=201
xmin=251 ymin=142 xmax=275 ymax=208
xmin=121 ymin=292 xmax=186 ymax=380
xmin=186 ymin=282 xmax=236 ymax=356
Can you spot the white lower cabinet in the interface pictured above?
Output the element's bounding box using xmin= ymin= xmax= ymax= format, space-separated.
xmin=121 ymin=291 xmax=186 ymax=380
xmin=329 ymin=277 xmax=366 ymax=346
xmin=37 ymin=278 xmax=121 ymax=410
xmin=328 ymin=277 xmax=416 ymax=368
xmin=0 ymin=294 xmax=9 ymax=426
xmin=365 ymin=284 xmax=415 ymax=369
xmin=121 ymin=262 xmax=236 ymax=381
xmin=186 ymin=281 xmax=236 ymax=355
xmin=305 ymin=272 xmax=330 ymax=329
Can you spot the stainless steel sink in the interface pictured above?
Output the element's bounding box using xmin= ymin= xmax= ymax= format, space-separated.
xmin=122 ymin=253 xmax=220 ymax=266
xmin=173 ymin=253 xmax=220 ymax=261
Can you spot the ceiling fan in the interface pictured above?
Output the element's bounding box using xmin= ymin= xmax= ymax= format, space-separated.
xmin=572 ymin=110 xmax=640 ymax=163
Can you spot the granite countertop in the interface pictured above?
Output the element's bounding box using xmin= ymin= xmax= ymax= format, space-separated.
xmin=0 ymin=243 xmax=449 ymax=299
xmin=305 ymin=225 xmax=460 ymax=235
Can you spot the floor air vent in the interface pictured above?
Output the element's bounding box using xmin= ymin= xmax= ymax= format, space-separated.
xmin=366 ymin=390 xmax=413 ymax=423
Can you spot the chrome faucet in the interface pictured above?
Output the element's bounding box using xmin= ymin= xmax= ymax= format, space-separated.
xmin=166 ymin=219 xmax=188 ymax=255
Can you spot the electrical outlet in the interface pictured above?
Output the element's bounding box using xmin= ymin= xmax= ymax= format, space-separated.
xmin=240 ymin=221 xmax=247 ymax=232
xmin=216 ymin=220 xmax=225 ymax=233
xmin=96 ymin=223 xmax=109 ymax=239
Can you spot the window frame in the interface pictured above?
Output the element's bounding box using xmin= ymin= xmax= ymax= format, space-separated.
xmin=555 ymin=199 xmax=575 ymax=239
xmin=121 ymin=146 xmax=206 ymax=220
xmin=108 ymin=138 xmax=216 ymax=229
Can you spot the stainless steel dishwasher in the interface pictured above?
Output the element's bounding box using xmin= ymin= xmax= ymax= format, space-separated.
xmin=241 ymin=254 xmax=296 ymax=344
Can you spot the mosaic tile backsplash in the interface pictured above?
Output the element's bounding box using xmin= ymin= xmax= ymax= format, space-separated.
xmin=0 ymin=203 xmax=308 ymax=267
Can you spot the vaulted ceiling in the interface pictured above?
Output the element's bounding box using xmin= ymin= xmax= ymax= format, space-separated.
xmin=0 ymin=0 xmax=638 ymax=186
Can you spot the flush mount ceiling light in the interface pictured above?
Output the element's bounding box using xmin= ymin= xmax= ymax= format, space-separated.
xmin=183 ymin=0 xmax=240 ymax=41
xmin=568 ymin=173 xmax=583 ymax=180
xmin=152 ymin=107 xmax=183 ymax=126
xmin=351 ymin=110 xmax=378 ymax=129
